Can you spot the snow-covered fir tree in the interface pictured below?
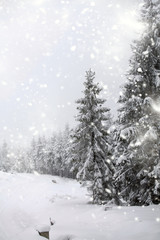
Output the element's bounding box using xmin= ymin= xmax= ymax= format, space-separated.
xmin=36 ymin=136 xmax=48 ymax=174
xmin=0 ymin=141 xmax=12 ymax=172
xmin=70 ymin=69 xmax=118 ymax=204
xmin=60 ymin=124 xmax=74 ymax=178
xmin=27 ymin=137 xmax=38 ymax=173
xmin=45 ymin=133 xmax=57 ymax=175
xmin=43 ymin=126 xmax=72 ymax=178
xmin=27 ymin=136 xmax=47 ymax=174
xmin=53 ymin=131 xmax=64 ymax=176
xmin=12 ymin=147 xmax=28 ymax=173
xmin=115 ymin=0 xmax=160 ymax=205
xmin=67 ymin=128 xmax=80 ymax=178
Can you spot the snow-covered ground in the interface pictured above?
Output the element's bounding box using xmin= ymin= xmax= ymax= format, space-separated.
xmin=0 ymin=171 xmax=160 ymax=240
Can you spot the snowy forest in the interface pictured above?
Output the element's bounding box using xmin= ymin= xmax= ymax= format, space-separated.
xmin=1 ymin=0 xmax=160 ymax=209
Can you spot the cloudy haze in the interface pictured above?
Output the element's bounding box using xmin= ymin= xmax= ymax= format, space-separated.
xmin=0 ymin=0 xmax=144 ymax=145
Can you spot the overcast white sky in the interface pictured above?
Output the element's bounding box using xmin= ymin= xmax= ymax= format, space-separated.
xmin=0 ymin=0 xmax=144 ymax=146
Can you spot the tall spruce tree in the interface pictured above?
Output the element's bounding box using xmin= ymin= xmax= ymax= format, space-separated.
xmin=115 ymin=0 xmax=160 ymax=205
xmin=71 ymin=69 xmax=117 ymax=204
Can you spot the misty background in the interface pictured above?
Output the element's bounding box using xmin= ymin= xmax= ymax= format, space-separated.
xmin=0 ymin=0 xmax=144 ymax=146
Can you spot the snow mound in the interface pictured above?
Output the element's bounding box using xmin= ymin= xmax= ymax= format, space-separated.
xmin=36 ymin=224 xmax=50 ymax=232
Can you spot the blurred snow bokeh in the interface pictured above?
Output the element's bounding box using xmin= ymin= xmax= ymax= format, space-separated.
xmin=0 ymin=0 xmax=144 ymax=145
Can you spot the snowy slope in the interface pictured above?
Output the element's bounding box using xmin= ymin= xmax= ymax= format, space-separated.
xmin=0 ymin=171 xmax=160 ymax=240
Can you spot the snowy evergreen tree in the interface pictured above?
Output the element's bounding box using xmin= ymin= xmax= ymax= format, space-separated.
xmin=60 ymin=124 xmax=73 ymax=178
xmin=70 ymin=69 xmax=117 ymax=204
xmin=115 ymin=0 xmax=160 ymax=205
xmin=45 ymin=133 xmax=56 ymax=175
xmin=25 ymin=129 xmax=73 ymax=177
xmin=36 ymin=136 xmax=48 ymax=174
xmin=0 ymin=141 xmax=12 ymax=172
xmin=27 ymin=136 xmax=47 ymax=174
xmin=53 ymin=131 xmax=65 ymax=176
xmin=66 ymin=128 xmax=79 ymax=178
xmin=12 ymin=147 xmax=28 ymax=173
xmin=27 ymin=137 xmax=38 ymax=173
